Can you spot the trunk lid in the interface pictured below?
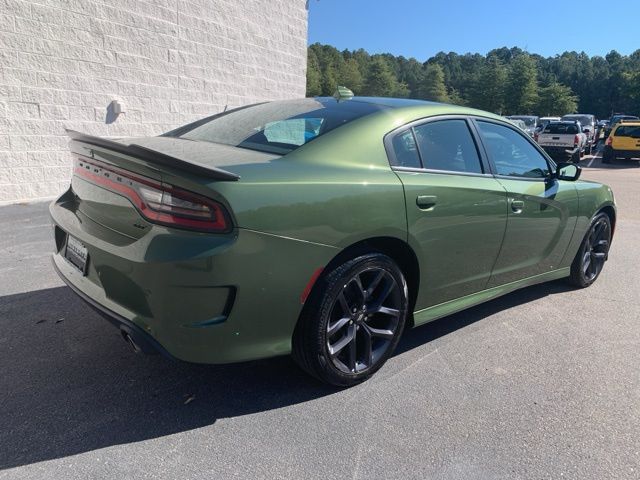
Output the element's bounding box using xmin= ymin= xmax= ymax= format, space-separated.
xmin=67 ymin=132 xmax=278 ymax=240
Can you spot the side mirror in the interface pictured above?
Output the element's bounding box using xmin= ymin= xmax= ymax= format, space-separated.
xmin=556 ymin=162 xmax=582 ymax=181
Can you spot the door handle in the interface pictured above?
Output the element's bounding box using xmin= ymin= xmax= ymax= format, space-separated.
xmin=416 ymin=195 xmax=438 ymax=210
xmin=511 ymin=199 xmax=525 ymax=213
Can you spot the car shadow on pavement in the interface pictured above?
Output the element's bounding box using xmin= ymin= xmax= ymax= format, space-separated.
xmin=0 ymin=279 xmax=574 ymax=470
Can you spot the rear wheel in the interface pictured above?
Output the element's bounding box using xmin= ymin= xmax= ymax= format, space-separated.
xmin=602 ymin=148 xmax=613 ymax=164
xmin=292 ymin=253 xmax=408 ymax=387
xmin=571 ymin=150 xmax=581 ymax=163
xmin=567 ymin=213 xmax=611 ymax=288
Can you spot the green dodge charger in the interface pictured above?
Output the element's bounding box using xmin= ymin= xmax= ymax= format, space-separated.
xmin=50 ymin=95 xmax=615 ymax=386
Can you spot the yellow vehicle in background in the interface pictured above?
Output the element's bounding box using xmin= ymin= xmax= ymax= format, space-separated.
xmin=603 ymin=120 xmax=640 ymax=164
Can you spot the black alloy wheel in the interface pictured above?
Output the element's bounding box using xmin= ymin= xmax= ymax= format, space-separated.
xmin=293 ymin=253 xmax=408 ymax=387
xmin=568 ymin=213 xmax=612 ymax=287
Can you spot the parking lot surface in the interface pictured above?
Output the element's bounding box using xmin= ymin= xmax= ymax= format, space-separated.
xmin=1 ymin=149 xmax=638 ymax=479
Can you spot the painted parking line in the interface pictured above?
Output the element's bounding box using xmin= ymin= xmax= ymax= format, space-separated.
xmin=585 ymin=142 xmax=602 ymax=167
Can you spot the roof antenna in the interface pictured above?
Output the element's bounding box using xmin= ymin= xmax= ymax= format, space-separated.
xmin=333 ymin=86 xmax=354 ymax=101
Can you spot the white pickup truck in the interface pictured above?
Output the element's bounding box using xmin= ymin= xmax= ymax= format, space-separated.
xmin=534 ymin=121 xmax=588 ymax=162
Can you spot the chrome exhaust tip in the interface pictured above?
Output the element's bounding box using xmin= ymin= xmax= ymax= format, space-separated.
xmin=121 ymin=330 xmax=142 ymax=354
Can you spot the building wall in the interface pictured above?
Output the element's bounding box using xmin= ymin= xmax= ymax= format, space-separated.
xmin=0 ymin=0 xmax=309 ymax=204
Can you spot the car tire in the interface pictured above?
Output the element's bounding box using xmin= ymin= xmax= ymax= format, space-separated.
xmin=567 ymin=212 xmax=612 ymax=288
xmin=292 ymin=253 xmax=408 ymax=387
xmin=586 ymin=143 xmax=592 ymax=155
xmin=602 ymin=148 xmax=613 ymax=164
xmin=572 ymin=150 xmax=581 ymax=163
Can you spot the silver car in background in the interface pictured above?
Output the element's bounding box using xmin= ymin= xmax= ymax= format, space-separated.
xmin=562 ymin=114 xmax=596 ymax=146
xmin=506 ymin=115 xmax=539 ymax=137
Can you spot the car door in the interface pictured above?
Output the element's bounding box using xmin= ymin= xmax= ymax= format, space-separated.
xmin=474 ymin=119 xmax=579 ymax=287
xmin=386 ymin=117 xmax=508 ymax=310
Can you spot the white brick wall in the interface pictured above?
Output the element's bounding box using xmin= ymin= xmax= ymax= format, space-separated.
xmin=0 ymin=0 xmax=309 ymax=204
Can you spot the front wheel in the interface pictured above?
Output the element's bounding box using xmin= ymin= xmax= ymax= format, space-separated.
xmin=292 ymin=253 xmax=408 ymax=387
xmin=567 ymin=213 xmax=612 ymax=288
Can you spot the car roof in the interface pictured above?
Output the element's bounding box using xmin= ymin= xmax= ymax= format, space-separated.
xmin=347 ymin=96 xmax=436 ymax=108
xmin=313 ymin=96 xmax=507 ymax=123
xmin=614 ymin=121 xmax=640 ymax=127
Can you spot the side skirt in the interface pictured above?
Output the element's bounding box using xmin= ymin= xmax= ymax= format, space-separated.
xmin=412 ymin=268 xmax=571 ymax=327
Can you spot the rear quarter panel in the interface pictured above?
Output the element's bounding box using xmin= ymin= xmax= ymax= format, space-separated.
xmin=207 ymin=109 xmax=412 ymax=249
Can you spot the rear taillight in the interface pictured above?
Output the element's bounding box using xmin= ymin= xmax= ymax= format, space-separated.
xmin=74 ymin=157 xmax=231 ymax=233
xmin=574 ymin=134 xmax=579 ymax=146
xmin=605 ymin=135 xmax=613 ymax=146
xmin=534 ymin=132 xmax=539 ymax=142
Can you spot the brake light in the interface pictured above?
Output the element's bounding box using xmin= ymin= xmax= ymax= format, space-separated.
xmin=605 ymin=135 xmax=612 ymax=146
xmin=574 ymin=134 xmax=579 ymax=146
xmin=74 ymin=157 xmax=231 ymax=232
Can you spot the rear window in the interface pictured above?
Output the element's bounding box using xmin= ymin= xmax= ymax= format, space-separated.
xmin=562 ymin=115 xmax=593 ymax=126
xmin=614 ymin=125 xmax=640 ymax=137
xmin=544 ymin=123 xmax=579 ymax=134
xmin=508 ymin=116 xmax=537 ymax=127
xmin=163 ymin=98 xmax=388 ymax=155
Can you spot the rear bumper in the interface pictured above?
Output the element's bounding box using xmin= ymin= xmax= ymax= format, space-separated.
xmin=540 ymin=146 xmax=579 ymax=158
xmin=52 ymin=257 xmax=174 ymax=358
xmin=604 ymin=146 xmax=640 ymax=159
xmin=50 ymin=189 xmax=338 ymax=364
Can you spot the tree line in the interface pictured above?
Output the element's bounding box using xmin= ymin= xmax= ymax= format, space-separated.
xmin=306 ymin=43 xmax=640 ymax=118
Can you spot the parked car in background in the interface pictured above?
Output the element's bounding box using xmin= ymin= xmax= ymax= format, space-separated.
xmin=535 ymin=120 xmax=588 ymax=161
xmin=604 ymin=114 xmax=639 ymax=139
xmin=603 ymin=120 xmax=640 ymax=163
xmin=506 ymin=115 xmax=539 ymax=137
xmin=594 ymin=119 xmax=608 ymax=142
xmin=49 ymin=96 xmax=615 ymax=386
xmin=508 ymin=118 xmax=528 ymax=132
xmin=538 ymin=117 xmax=561 ymax=132
xmin=562 ymin=114 xmax=596 ymax=149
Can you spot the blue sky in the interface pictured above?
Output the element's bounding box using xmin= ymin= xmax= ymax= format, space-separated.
xmin=307 ymin=1 xmax=639 ymax=60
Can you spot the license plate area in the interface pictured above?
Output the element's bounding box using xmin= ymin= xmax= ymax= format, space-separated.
xmin=64 ymin=234 xmax=89 ymax=275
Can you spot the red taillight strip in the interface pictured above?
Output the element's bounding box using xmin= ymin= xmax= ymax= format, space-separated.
xmin=74 ymin=157 xmax=230 ymax=232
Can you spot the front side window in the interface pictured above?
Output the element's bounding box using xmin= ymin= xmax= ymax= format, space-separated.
xmin=412 ymin=119 xmax=483 ymax=174
xmin=478 ymin=121 xmax=550 ymax=178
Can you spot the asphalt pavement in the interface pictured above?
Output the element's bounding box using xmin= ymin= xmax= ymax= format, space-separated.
xmin=0 ymin=146 xmax=638 ymax=479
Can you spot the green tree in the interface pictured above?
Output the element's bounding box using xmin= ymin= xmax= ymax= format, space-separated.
xmin=505 ymin=54 xmax=538 ymax=114
xmin=363 ymin=57 xmax=398 ymax=96
xmin=536 ymin=82 xmax=578 ymax=116
xmin=420 ymin=63 xmax=449 ymax=102
xmin=447 ymin=88 xmax=466 ymax=106
xmin=305 ymin=44 xmax=638 ymax=118
xmin=306 ymin=49 xmax=322 ymax=97
xmin=337 ymin=58 xmax=363 ymax=94
xmin=470 ymin=56 xmax=507 ymax=113
xmin=321 ymin=65 xmax=337 ymax=96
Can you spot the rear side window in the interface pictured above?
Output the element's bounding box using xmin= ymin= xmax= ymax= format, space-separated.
xmin=614 ymin=125 xmax=640 ymax=137
xmin=390 ymin=130 xmax=421 ymax=168
xmin=478 ymin=121 xmax=550 ymax=178
xmin=413 ymin=120 xmax=483 ymax=173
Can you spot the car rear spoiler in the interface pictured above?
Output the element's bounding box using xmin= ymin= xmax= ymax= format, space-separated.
xmin=66 ymin=129 xmax=240 ymax=181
